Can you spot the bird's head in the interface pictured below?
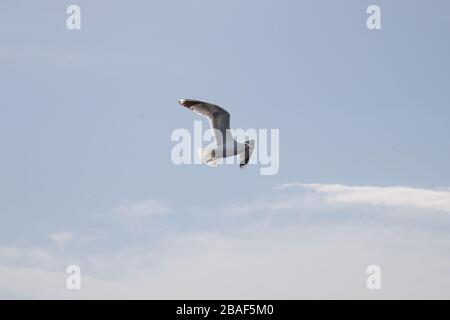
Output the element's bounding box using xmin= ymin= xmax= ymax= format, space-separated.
xmin=245 ymin=139 xmax=255 ymax=148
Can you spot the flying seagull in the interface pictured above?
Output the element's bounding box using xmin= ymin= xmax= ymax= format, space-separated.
xmin=179 ymin=99 xmax=255 ymax=168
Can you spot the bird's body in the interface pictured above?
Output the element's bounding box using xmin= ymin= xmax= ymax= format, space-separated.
xmin=199 ymin=140 xmax=247 ymax=167
xmin=179 ymin=99 xmax=255 ymax=168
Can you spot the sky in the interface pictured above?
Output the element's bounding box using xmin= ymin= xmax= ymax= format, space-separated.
xmin=0 ymin=0 xmax=450 ymax=299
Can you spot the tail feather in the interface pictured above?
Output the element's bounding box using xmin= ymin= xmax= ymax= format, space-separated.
xmin=197 ymin=148 xmax=217 ymax=167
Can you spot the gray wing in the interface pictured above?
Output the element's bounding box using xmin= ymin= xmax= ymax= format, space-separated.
xmin=179 ymin=99 xmax=233 ymax=145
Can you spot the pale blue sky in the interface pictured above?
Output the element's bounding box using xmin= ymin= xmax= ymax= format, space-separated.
xmin=1 ymin=1 xmax=450 ymax=298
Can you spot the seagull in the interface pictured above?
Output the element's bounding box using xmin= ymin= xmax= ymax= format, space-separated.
xmin=179 ymin=99 xmax=255 ymax=168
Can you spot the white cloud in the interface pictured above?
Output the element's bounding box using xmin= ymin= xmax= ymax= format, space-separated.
xmin=108 ymin=200 xmax=170 ymax=219
xmin=0 ymin=265 xmax=130 ymax=299
xmin=2 ymin=224 xmax=450 ymax=299
xmin=49 ymin=231 xmax=76 ymax=249
xmin=0 ymin=246 xmax=57 ymax=269
xmin=278 ymin=183 xmax=450 ymax=213
xmin=2 ymin=184 xmax=450 ymax=299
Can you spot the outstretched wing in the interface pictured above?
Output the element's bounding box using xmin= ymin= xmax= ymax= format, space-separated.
xmin=179 ymin=99 xmax=232 ymax=145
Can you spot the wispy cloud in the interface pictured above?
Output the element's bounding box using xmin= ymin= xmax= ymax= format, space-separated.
xmin=108 ymin=200 xmax=170 ymax=219
xmin=0 ymin=246 xmax=57 ymax=269
xmin=3 ymin=223 xmax=450 ymax=299
xmin=49 ymin=230 xmax=108 ymax=248
xmin=49 ymin=231 xmax=76 ymax=249
xmin=278 ymin=183 xmax=450 ymax=213
xmin=3 ymin=183 xmax=450 ymax=299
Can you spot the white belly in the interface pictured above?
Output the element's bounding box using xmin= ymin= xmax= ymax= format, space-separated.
xmin=214 ymin=142 xmax=245 ymax=158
